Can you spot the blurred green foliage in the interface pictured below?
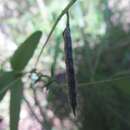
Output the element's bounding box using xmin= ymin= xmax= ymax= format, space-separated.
xmin=0 ymin=0 xmax=130 ymax=130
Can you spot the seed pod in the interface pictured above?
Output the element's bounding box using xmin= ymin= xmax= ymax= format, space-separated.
xmin=63 ymin=12 xmax=77 ymax=116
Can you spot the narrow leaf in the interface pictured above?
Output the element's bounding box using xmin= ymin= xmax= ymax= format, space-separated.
xmin=0 ymin=92 xmax=6 ymax=101
xmin=0 ymin=72 xmax=15 ymax=101
xmin=10 ymin=31 xmax=42 ymax=71
xmin=10 ymin=79 xmax=23 ymax=130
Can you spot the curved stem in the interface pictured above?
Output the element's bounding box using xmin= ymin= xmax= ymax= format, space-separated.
xmin=34 ymin=0 xmax=78 ymax=67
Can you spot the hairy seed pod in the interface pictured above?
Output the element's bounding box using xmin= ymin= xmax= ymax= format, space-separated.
xmin=63 ymin=12 xmax=77 ymax=116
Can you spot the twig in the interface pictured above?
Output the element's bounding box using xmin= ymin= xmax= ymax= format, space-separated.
xmin=31 ymin=86 xmax=52 ymax=130
xmin=52 ymin=74 xmax=130 ymax=88
xmin=78 ymin=75 xmax=130 ymax=88
xmin=34 ymin=0 xmax=78 ymax=67
xmin=23 ymin=96 xmax=43 ymax=124
xmin=32 ymin=87 xmax=45 ymax=118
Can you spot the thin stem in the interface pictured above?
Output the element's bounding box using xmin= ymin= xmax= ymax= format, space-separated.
xmin=31 ymin=86 xmax=52 ymax=130
xmin=52 ymin=74 xmax=130 ymax=88
xmin=34 ymin=0 xmax=78 ymax=67
xmin=92 ymin=45 xmax=103 ymax=78
xmin=23 ymin=96 xmax=43 ymax=124
xmin=32 ymin=87 xmax=45 ymax=118
xmin=79 ymin=75 xmax=130 ymax=88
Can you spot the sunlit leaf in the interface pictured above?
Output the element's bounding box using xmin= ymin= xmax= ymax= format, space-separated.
xmin=10 ymin=31 xmax=42 ymax=71
xmin=10 ymin=79 xmax=23 ymax=130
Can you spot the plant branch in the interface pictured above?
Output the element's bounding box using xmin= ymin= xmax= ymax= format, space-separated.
xmin=34 ymin=0 xmax=78 ymax=67
xmin=79 ymin=75 xmax=130 ymax=88
xmin=31 ymin=85 xmax=52 ymax=129
xmin=32 ymin=87 xmax=45 ymax=118
xmin=23 ymin=96 xmax=43 ymax=124
xmin=52 ymin=74 xmax=130 ymax=88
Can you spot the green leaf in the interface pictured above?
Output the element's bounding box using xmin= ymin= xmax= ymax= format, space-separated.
xmin=0 ymin=72 xmax=15 ymax=101
xmin=0 ymin=92 xmax=6 ymax=101
xmin=10 ymin=31 xmax=42 ymax=71
xmin=10 ymin=79 xmax=23 ymax=130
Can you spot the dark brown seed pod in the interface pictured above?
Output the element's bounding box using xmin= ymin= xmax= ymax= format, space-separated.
xmin=63 ymin=12 xmax=77 ymax=116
